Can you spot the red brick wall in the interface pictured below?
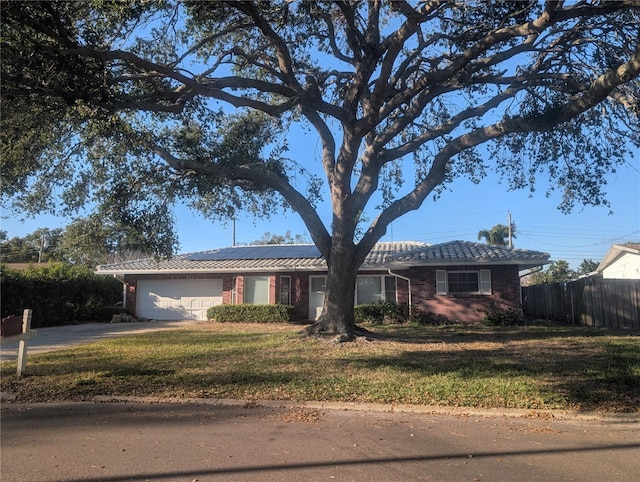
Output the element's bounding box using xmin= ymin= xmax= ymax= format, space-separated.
xmin=123 ymin=265 xmax=522 ymax=323
xmin=404 ymin=265 xmax=521 ymax=323
xmin=222 ymin=276 xmax=234 ymax=304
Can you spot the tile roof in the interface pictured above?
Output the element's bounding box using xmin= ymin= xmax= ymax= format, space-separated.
xmin=95 ymin=240 xmax=549 ymax=274
xmin=95 ymin=241 xmax=429 ymax=274
xmin=387 ymin=240 xmax=550 ymax=269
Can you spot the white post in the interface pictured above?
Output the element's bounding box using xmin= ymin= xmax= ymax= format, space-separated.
xmin=16 ymin=309 xmax=32 ymax=377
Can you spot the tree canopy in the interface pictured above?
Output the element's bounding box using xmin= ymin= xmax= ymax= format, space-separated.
xmin=526 ymin=257 xmax=602 ymax=284
xmin=0 ymin=218 xmax=157 ymax=267
xmin=251 ymin=231 xmax=310 ymax=245
xmin=2 ymin=1 xmax=639 ymax=337
xmin=0 ymin=228 xmax=63 ymax=264
xmin=477 ymin=223 xmax=516 ymax=246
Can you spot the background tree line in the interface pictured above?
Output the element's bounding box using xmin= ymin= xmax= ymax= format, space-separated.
xmin=1 ymin=214 xmax=156 ymax=267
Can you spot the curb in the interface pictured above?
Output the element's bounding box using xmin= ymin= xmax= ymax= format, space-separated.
xmin=3 ymin=392 xmax=637 ymax=423
xmin=81 ymin=395 xmax=638 ymax=424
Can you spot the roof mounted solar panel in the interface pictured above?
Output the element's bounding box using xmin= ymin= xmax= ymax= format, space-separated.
xmin=186 ymin=245 xmax=322 ymax=261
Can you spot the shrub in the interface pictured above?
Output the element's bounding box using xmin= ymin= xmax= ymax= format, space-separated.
xmin=354 ymin=302 xmax=408 ymax=325
xmin=207 ymin=304 xmax=294 ymax=323
xmin=482 ymin=303 xmax=524 ymax=326
xmin=354 ymin=303 xmax=384 ymax=324
xmin=409 ymin=308 xmax=451 ymax=326
xmin=0 ymin=263 xmax=122 ymax=327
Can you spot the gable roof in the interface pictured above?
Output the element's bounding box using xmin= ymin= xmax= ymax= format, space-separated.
xmin=596 ymin=243 xmax=640 ymax=273
xmin=386 ymin=240 xmax=550 ymax=270
xmin=95 ymin=240 xmax=549 ymax=275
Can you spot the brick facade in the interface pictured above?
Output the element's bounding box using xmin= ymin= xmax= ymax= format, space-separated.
xmin=122 ymin=264 xmax=522 ymax=323
xmin=402 ymin=264 xmax=521 ymax=322
xmin=123 ymin=271 xmax=313 ymax=320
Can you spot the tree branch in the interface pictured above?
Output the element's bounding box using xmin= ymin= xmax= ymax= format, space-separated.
xmin=362 ymin=41 xmax=640 ymax=245
xmin=147 ymin=141 xmax=331 ymax=253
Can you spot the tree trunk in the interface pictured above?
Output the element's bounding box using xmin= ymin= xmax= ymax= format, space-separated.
xmin=303 ymin=243 xmax=364 ymax=340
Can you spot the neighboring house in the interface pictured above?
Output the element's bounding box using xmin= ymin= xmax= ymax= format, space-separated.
xmin=95 ymin=240 xmax=550 ymax=323
xmin=596 ymin=243 xmax=640 ymax=279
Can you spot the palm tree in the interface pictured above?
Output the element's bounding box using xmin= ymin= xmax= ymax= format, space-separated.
xmin=477 ymin=224 xmax=516 ymax=246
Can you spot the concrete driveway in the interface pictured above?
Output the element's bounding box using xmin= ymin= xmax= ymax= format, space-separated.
xmin=0 ymin=320 xmax=198 ymax=362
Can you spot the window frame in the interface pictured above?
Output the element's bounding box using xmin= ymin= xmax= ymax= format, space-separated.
xmin=243 ymin=275 xmax=270 ymax=304
xmin=436 ymin=269 xmax=491 ymax=295
xmin=231 ymin=276 xmax=237 ymax=304
xmin=279 ymin=275 xmax=291 ymax=305
xmin=355 ymin=275 xmax=397 ymax=304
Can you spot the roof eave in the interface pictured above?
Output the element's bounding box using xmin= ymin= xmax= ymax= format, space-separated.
xmin=94 ymin=266 xmax=331 ymax=276
xmin=597 ymin=244 xmax=640 ymax=272
xmin=386 ymin=259 xmax=550 ymax=269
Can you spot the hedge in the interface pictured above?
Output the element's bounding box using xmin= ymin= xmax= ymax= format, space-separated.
xmin=354 ymin=302 xmax=408 ymax=325
xmin=0 ymin=263 xmax=123 ymax=327
xmin=207 ymin=304 xmax=295 ymax=323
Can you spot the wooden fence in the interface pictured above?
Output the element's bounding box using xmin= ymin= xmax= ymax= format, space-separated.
xmin=522 ymin=277 xmax=639 ymax=329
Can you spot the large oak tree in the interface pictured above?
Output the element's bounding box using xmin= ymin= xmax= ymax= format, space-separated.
xmin=2 ymin=1 xmax=639 ymax=338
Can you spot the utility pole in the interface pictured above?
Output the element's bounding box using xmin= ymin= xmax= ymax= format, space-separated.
xmin=232 ymin=217 xmax=236 ymax=247
xmin=507 ymin=211 xmax=513 ymax=248
xmin=38 ymin=233 xmax=47 ymax=263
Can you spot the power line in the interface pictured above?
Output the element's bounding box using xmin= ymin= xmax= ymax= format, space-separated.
xmin=518 ymin=230 xmax=639 ymax=248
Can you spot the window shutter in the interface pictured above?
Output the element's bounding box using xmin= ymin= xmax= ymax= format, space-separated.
xmin=436 ymin=270 xmax=447 ymax=294
xmin=479 ymin=269 xmax=492 ymax=295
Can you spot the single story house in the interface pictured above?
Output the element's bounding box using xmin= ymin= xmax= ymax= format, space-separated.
xmin=95 ymin=240 xmax=550 ymax=323
xmin=595 ymin=243 xmax=640 ymax=279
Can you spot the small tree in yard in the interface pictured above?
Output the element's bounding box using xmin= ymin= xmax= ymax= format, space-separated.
xmin=577 ymin=258 xmax=600 ymax=275
xmin=2 ymin=1 xmax=639 ymax=339
xmin=528 ymin=259 xmax=576 ymax=284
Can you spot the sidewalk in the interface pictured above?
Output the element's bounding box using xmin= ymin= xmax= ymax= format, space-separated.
xmin=0 ymin=319 xmax=197 ymax=362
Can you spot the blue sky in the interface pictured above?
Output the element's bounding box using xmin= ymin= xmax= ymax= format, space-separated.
xmin=3 ymin=136 xmax=638 ymax=270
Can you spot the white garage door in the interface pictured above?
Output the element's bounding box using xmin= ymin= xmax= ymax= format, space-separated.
xmin=137 ymin=279 xmax=223 ymax=320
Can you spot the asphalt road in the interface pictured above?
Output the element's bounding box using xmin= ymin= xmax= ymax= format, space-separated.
xmin=2 ymin=400 xmax=639 ymax=482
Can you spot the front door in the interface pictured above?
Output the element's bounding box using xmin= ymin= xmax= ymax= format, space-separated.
xmin=308 ymin=276 xmax=326 ymax=320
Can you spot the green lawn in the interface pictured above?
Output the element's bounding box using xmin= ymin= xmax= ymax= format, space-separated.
xmin=2 ymin=322 xmax=638 ymax=412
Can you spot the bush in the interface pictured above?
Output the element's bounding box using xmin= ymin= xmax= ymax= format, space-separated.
xmin=0 ymin=263 xmax=122 ymax=327
xmin=354 ymin=303 xmax=384 ymax=324
xmin=409 ymin=308 xmax=451 ymax=326
xmin=207 ymin=304 xmax=295 ymax=323
xmin=481 ymin=303 xmax=524 ymax=326
xmin=354 ymin=302 xmax=408 ymax=325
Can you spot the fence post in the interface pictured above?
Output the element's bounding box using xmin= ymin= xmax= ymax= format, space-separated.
xmin=16 ymin=309 xmax=33 ymax=377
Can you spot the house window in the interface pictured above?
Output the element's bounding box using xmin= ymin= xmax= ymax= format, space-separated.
xmin=385 ymin=276 xmax=397 ymax=302
xmin=356 ymin=275 xmax=397 ymax=304
xmin=279 ymin=276 xmax=291 ymax=305
xmin=244 ymin=276 xmax=270 ymax=304
xmin=231 ymin=276 xmax=237 ymax=304
xmin=436 ymin=270 xmax=491 ymax=295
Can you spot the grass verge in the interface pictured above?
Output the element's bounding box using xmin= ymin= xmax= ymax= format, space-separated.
xmin=1 ymin=322 xmax=638 ymax=412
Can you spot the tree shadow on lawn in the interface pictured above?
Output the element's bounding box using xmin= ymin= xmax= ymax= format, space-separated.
xmin=344 ymin=341 xmax=640 ymax=412
xmin=368 ymin=323 xmax=639 ymax=346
